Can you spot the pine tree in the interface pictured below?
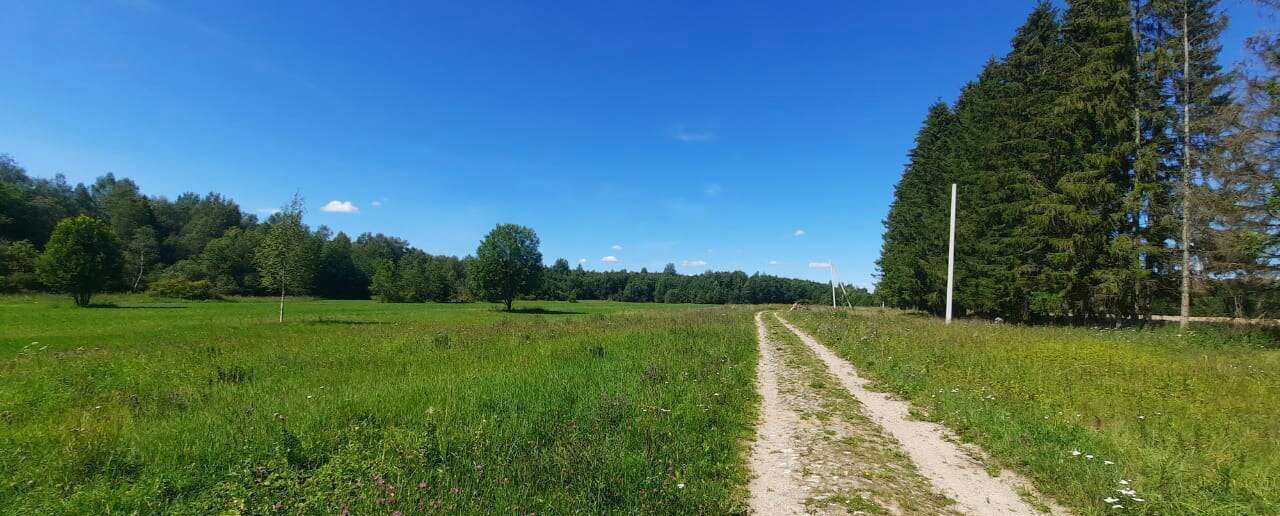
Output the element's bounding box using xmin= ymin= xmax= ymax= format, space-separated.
xmin=1198 ymin=2 xmax=1279 ymax=316
xmin=1154 ymin=0 xmax=1234 ymax=326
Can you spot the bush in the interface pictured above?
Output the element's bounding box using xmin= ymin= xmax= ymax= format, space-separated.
xmin=35 ymin=216 xmax=122 ymax=306
xmin=147 ymin=277 xmax=218 ymax=300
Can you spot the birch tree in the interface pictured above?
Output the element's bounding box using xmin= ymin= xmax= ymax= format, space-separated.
xmin=255 ymin=194 xmax=311 ymax=322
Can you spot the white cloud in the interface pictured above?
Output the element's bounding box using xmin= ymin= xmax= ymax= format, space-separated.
xmin=703 ymin=183 xmax=722 ymax=196
xmin=610 ymin=244 xmax=623 ymax=251
xmin=768 ymin=260 xmax=780 ymax=266
xmin=321 ymin=200 xmax=359 ymax=213
xmin=578 ymin=258 xmax=588 ymax=264
xmin=809 ymin=261 xmax=832 ymax=269
xmin=601 ymin=256 xmax=619 ymax=263
xmin=371 ymin=200 xmax=383 ymax=207
xmin=681 ymin=260 xmax=708 ymax=267
xmin=793 ymin=229 xmax=806 ymax=237
xmin=255 ymin=208 xmax=280 ymax=215
xmin=674 ymin=128 xmax=715 ymax=142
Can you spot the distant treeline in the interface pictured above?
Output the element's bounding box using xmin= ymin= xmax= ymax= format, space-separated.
xmin=877 ymin=1 xmax=1280 ymax=322
xmin=0 ymin=155 xmax=865 ymax=305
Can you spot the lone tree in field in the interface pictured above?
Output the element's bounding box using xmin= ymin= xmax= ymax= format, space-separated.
xmin=36 ymin=215 xmax=122 ymax=306
xmin=255 ymin=194 xmax=311 ymax=322
xmin=467 ymin=223 xmax=543 ymax=311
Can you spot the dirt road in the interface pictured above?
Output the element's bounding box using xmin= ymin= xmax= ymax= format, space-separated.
xmin=746 ymin=311 xmax=1064 ymax=515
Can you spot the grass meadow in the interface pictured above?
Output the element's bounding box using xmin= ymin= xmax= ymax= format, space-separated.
xmin=785 ymin=308 xmax=1280 ymax=515
xmin=0 ymin=295 xmax=758 ymax=515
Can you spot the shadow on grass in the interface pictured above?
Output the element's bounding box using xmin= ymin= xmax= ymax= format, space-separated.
xmin=306 ymin=318 xmax=387 ymax=325
xmin=85 ymin=303 xmax=188 ymax=309
xmin=504 ymin=307 xmax=584 ymax=315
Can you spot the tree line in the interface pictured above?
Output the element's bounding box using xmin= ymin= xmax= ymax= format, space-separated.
xmin=877 ymin=0 xmax=1280 ymax=324
xmin=0 ymin=155 xmax=862 ymax=307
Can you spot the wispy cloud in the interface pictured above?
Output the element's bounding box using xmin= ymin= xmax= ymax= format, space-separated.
xmin=371 ymin=200 xmax=383 ymax=208
xmin=809 ymin=261 xmax=832 ymax=269
xmin=681 ymin=259 xmax=708 ymax=267
xmin=661 ymin=197 xmax=707 ymax=219
xmin=321 ymin=200 xmax=359 ymax=213
xmin=672 ymin=125 xmax=715 ymax=142
xmin=611 ymin=244 xmax=623 ymax=251
xmin=601 ymin=256 xmax=619 ymax=263
xmin=578 ymin=258 xmax=588 ymax=264
xmin=256 ymin=208 xmax=280 ymax=215
xmin=793 ymin=229 xmax=806 ymax=237
xmin=703 ymin=183 xmax=722 ymax=196
xmin=768 ymin=260 xmax=780 ymax=266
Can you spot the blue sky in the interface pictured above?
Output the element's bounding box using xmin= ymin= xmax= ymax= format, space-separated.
xmin=1 ymin=1 xmax=1271 ymax=287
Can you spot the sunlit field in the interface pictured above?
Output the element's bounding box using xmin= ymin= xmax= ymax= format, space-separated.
xmin=0 ymin=296 xmax=758 ymax=515
xmin=785 ymin=308 xmax=1280 ymax=515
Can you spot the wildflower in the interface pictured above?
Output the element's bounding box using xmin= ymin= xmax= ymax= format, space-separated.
xmin=1104 ymin=497 xmax=1119 ymax=503
xmin=1071 ymin=450 xmax=1082 ymax=457
xmin=676 ymin=483 xmax=685 ymax=489
xmin=1118 ymin=479 xmax=1129 ymax=485
xmin=1132 ymin=498 xmax=1144 ymax=502
xmin=1112 ymin=505 xmax=1124 ymax=509
xmin=418 ymin=482 xmax=428 ymax=489
xmin=1086 ymin=455 xmax=1094 ymax=460
xmin=1103 ymin=460 xmax=1114 ymax=465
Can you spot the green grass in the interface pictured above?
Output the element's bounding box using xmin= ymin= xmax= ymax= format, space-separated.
xmin=784 ymin=308 xmax=1280 ymax=516
xmin=0 ymin=295 xmax=757 ymax=515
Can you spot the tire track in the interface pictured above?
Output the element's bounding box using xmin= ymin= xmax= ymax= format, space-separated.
xmin=747 ymin=311 xmax=808 ymax=515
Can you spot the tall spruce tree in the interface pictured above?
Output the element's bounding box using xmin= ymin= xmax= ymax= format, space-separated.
xmin=957 ymin=3 xmax=1066 ymax=321
xmin=876 ymin=102 xmax=957 ymax=313
xmin=1029 ymin=0 xmax=1136 ymax=321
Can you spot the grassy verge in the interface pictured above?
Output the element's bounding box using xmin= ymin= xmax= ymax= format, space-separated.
xmin=0 ymin=295 xmax=756 ymax=515
xmin=783 ymin=308 xmax=1280 ymax=516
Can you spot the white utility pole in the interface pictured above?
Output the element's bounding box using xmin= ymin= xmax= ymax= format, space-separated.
xmin=946 ymin=183 xmax=957 ymax=324
xmin=830 ymin=262 xmax=837 ymax=308
xmin=832 ymin=263 xmax=854 ymax=309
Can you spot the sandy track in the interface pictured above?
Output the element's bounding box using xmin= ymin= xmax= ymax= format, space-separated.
xmin=771 ymin=312 xmax=1065 ymax=516
xmin=747 ymin=311 xmax=808 ymax=515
